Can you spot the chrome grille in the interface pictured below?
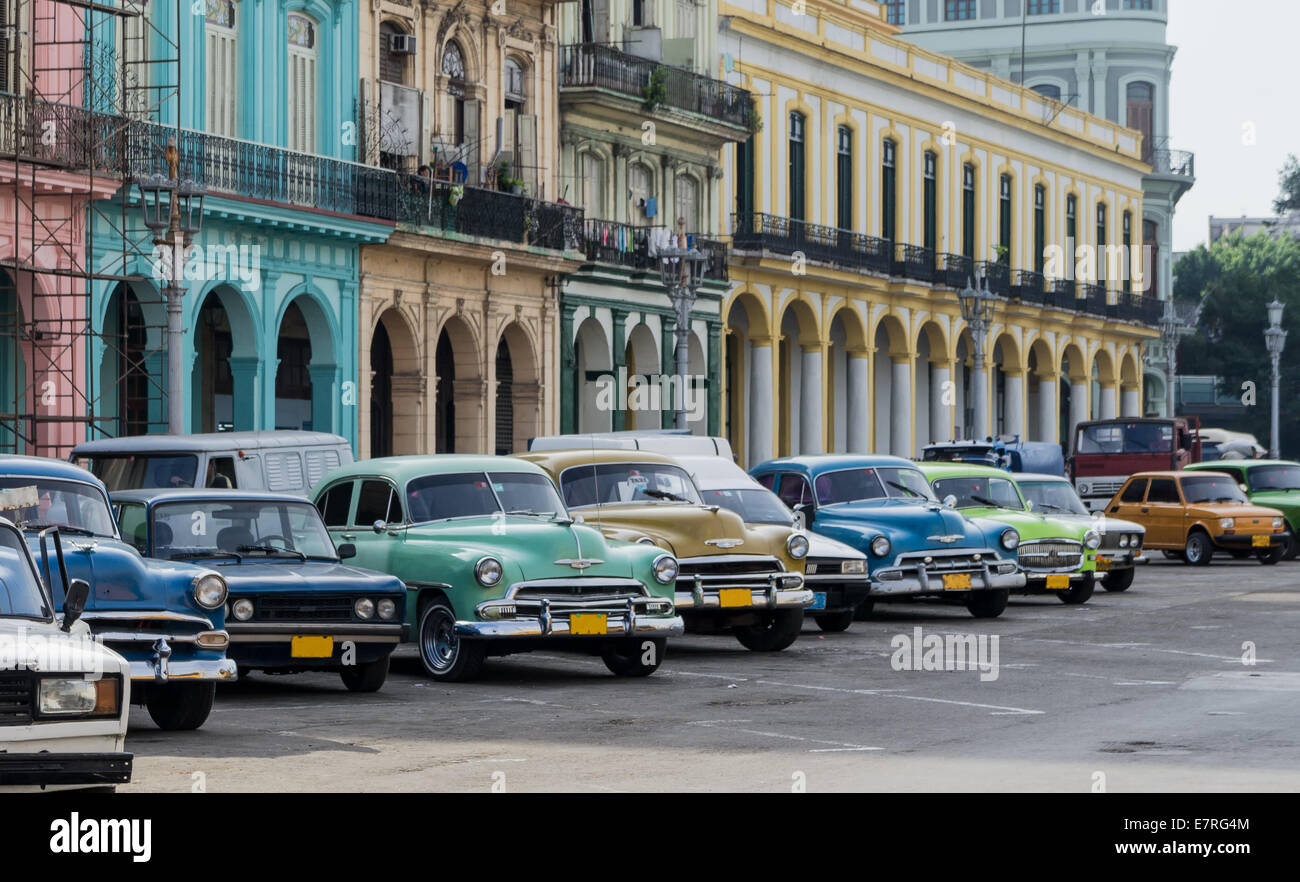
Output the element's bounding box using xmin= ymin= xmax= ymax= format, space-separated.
xmin=678 ymin=554 xmax=784 ymax=589
xmin=247 ymin=595 xmax=356 ymax=622
xmin=1018 ymin=540 xmax=1083 ymax=571
xmin=895 ymin=551 xmax=990 ymax=573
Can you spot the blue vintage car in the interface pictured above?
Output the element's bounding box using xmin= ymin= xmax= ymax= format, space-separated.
xmin=0 ymin=456 xmax=236 ymax=730
xmin=111 ymin=489 xmax=409 ymax=692
xmin=750 ymin=455 xmax=1026 ymax=618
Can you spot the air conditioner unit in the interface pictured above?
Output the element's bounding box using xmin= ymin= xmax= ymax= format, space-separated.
xmin=389 ymin=34 xmax=417 ymax=55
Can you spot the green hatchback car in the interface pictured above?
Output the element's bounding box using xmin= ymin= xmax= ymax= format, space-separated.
xmin=311 ymin=456 xmax=684 ymax=682
xmin=917 ymin=463 xmax=1101 ymax=605
xmin=1184 ymin=460 xmax=1300 ymax=559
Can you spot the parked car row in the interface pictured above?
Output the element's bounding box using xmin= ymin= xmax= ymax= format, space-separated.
xmin=5 ymin=429 xmax=1298 ymax=791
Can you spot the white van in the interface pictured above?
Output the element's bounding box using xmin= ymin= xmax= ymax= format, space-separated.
xmin=528 ymin=430 xmax=735 ymax=459
xmin=70 ymin=431 xmax=353 ymax=497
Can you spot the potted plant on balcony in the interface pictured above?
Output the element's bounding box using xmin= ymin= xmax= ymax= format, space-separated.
xmin=498 ymin=161 xmax=525 ymax=195
xmin=642 ymin=65 xmax=668 ymax=113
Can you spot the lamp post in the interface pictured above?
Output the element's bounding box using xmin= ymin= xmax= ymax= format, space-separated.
xmin=657 ymin=241 xmax=707 ymax=430
xmin=137 ymin=137 xmax=205 ymax=435
xmin=1265 ymin=299 xmax=1287 ymax=459
xmin=957 ymin=275 xmax=996 ymax=440
xmin=1158 ymin=299 xmax=1182 ymax=419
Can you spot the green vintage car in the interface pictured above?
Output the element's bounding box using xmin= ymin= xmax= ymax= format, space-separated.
xmin=917 ymin=463 xmax=1101 ymax=605
xmin=311 ymin=456 xmax=684 ymax=682
xmin=1184 ymin=460 xmax=1300 ymax=559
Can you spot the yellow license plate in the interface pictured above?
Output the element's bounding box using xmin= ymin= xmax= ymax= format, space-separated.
xmin=1096 ymin=556 xmax=1111 ymax=572
xmin=290 ymin=635 xmax=334 ymax=658
xmin=718 ymin=588 xmax=753 ymax=608
xmin=569 ymin=613 xmax=607 ymax=635
xmin=1252 ymin=535 xmax=1270 ymax=548
xmin=1045 ymin=574 xmax=1070 ymax=590
xmin=942 ymin=573 xmax=972 ymax=591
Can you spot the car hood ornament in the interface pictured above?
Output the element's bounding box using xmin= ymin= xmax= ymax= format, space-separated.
xmin=927 ymin=534 xmax=965 ymax=544
xmin=705 ymin=538 xmax=745 ymax=549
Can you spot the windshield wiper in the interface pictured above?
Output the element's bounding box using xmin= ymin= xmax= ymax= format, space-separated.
xmin=1033 ymin=501 xmax=1070 ymax=513
xmin=16 ymin=520 xmax=99 ymax=537
xmin=971 ymin=494 xmax=1019 ymax=511
xmin=886 ymin=480 xmax=925 ymax=498
xmin=641 ymin=489 xmax=689 ymax=502
xmin=171 ymin=550 xmax=242 ymax=562
xmin=237 ymin=544 xmax=306 ymax=561
xmin=505 ymin=509 xmax=556 ymax=518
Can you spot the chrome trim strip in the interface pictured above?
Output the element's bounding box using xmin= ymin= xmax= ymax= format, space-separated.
xmin=454 ymin=614 xmax=685 ymax=639
xmin=81 ymin=610 xmax=216 ymax=629
xmin=126 ymin=658 xmax=237 ymax=682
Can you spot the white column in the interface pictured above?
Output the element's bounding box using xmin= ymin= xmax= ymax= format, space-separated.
xmin=890 ymin=357 xmax=912 ymax=457
xmin=972 ymin=362 xmax=990 ymax=441
xmin=1100 ymin=384 xmax=1118 ymax=420
xmin=749 ymin=340 xmax=774 ymax=465
xmin=799 ymin=345 xmax=823 ymax=454
xmin=1069 ymin=378 xmax=1089 ymax=441
xmin=929 ymin=361 xmax=951 ymax=444
xmin=1037 ymin=372 xmax=1059 ymax=444
xmin=847 ymin=351 xmax=870 ymax=452
xmin=1121 ymin=384 xmax=1140 ymax=417
xmin=1004 ymin=371 xmax=1025 ymax=439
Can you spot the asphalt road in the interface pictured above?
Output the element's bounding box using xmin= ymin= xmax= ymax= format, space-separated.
xmin=121 ymin=556 xmax=1300 ymax=792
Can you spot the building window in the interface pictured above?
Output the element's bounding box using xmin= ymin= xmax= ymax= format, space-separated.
xmin=1031 ymin=83 xmax=1062 ymax=102
xmin=580 ymin=152 xmax=605 ymax=216
xmin=734 ymin=138 xmax=754 ymax=220
xmin=881 ymin=139 xmax=897 ymax=243
xmin=1122 ymin=0 xmax=1153 ymax=9
xmin=884 ymin=0 xmax=904 ymax=25
xmin=205 ymin=0 xmax=237 ymax=137
xmin=632 ymin=0 xmax=654 ymax=27
xmin=836 ymin=126 xmax=852 ymax=231
xmin=1066 ymin=193 xmax=1076 ymax=242
xmin=1143 ymin=219 xmax=1158 ymax=299
xmin=1122 ymin=211 xmax=1133 ymax=293
xmin=379 ymin=21 xmax=410 ymax=85
xmin=676 ymin=174 xmax=699 ymax=232
xmin=788 ymin=111 xmax=805 ymax=222
xmin=944 ymin=0 xmax=976 ymax=21
xmin=1027 ymin=0 xmax=1058 ymax=14
xmin=1126 ymin=81 xmax=1155 ymax=161
xmin=923 ymin=151 xmax=937 ymax=253
xmin=1096 ymin=203 xmax=1108 ymax=283
xmin=962 ymin=163 xmax=975 ymax=261
xmin=998 ymin=174 xmax=1012 ymax=266
xmin=1034 ymin=185 xmax=1046 ymax=275
xmin=287 ymin=13 xmax=318 ymax=153
xmin=676 ymin=0 xmax=696 ymax=38
xmin=443 ymin=42 xmax=467 ymax=146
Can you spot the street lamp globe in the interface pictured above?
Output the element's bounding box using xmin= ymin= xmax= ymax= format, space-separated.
xmin=135 ymin=173 xmax=175 ymax=239
xmin=1267 ymin=298 xmax=1285 ymax=331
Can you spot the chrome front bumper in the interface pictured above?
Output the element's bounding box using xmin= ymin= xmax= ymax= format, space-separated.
xmin=227 ymin=622 xmax=405 ymax=643
xmin=1096 ymin=550 xmax=1143 ymax=570
xmin=462 ymin=581 xmax=683 ymax=639
xmin=127 ymin=655 xmax=238 ymax=683
xmin=870 ymin=555 xmax=1024 ymax=597
xmin=455 ymin=613 xmax=684 ymax=639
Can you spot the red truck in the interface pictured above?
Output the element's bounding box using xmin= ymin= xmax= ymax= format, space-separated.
xmin=1070 ymin=417 xmax=1203 ymax=512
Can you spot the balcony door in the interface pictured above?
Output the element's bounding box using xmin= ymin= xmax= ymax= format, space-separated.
xmin=205 ymin=0 xmax=238 ymax=138
xmin=287 ymin=14 xmax=318 ymax=155
xmin=1127 ymin=82 xmax=1155 ymax=161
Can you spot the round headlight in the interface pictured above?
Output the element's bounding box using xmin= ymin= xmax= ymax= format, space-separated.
xmin=1219 ymin=518 xmax=1235 ymax=530
xmin=354 ymin=598 xmax=375 ymax=620
xmin=870 ymin=535 xmax=891 ymax=557
xmin=1130 ymin=533 xmax=1142 ymax=548
xmin=475 ymin=556 xmax=504 ymax=587
xmin=377 ymin=599 xmax=397 ymax=620
xmin=1118 ymin=534 xmax=1130 ymax=548
xmin=652 ymin=554 xmax=679 ymax=585
xmin=231 ymin=598 xmax=254 ymax=621
xmin=1000 ymin=528 xmax=1020 ymax=550
xmin=1084 ymin=529 xmax=1101 ymax=550
xmin=786 ymin=533 xmax=810 ymax=560
xmin=193 ymin=573 xmax=228 ymax=610
xmin=1078 ymin=482 xmax=1090 ymax=496
xmin=1273 ymin=518 xmax=1285 ymax=529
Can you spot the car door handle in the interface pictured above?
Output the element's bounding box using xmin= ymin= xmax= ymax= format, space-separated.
xmin=341 ymin=533 xmax=356 ymax=540
xmin=1140 ymin=507 xmax=1149 ymax=513
xmin=1109 ymin=507 xmax=1119 ymax=513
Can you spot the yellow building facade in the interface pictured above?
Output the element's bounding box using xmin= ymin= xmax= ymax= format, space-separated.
xmin=717 ymin=0 xmax=1159 ymax=466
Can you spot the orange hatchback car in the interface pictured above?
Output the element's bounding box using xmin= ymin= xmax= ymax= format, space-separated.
xmin=1105 ymin=470 xmax=1289 ymax=566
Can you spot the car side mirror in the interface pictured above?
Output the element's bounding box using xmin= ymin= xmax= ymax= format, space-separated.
xmin=1025 ymin=499 xmax=1034 ymax=511
xmin=942 ymin=494 xmax=958 ymax=509
xmin=61 ymin=578 xmax=90 ymax=633
xmin=793 ymin=502 xmax=813 ymax=526
xmin=371 ymin=520 xmax=387 ymax=534
xmin=337 ymin=543 xmax=357 ymax=560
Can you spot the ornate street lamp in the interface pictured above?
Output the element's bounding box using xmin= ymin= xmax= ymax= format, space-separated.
xmin=1158 ymin=299 xmax=1182 ymax=419
xmin=137 ymin=136 xmax=205 ymax=435
xmin=958 ymin=275 xmax=996 ymax=440
xmin=1265 ymin=299 xmax=1287 ymax=459
xmin=658 ymin=244 xmax=708 ymax=430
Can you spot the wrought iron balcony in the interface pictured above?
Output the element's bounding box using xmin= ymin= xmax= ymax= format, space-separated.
xmin=1011 ymin=270 xmax=1047 ymax=303
xmin=560 ymin=43 xmax=753 ymax=130
xmin=580 ymin=218 xmax=727 ymax=283
xmin=1111 ymin=292 xmax=1164 ymax=324
xmin=732 ymin=212 xmax=891 ymax=275
xmin=1080 ymin=282 xmax=1108 ymax=315
xmin=1050 ymin=279 xmax=1078 ymax=310
xmin=1145 ymin=139 xmax=1195 ymax=179
xmin=976 ymin=260 xmax=1011 ymax=297
xmin=935 ymin=253 xmax=974 ymax=289
xmin=396 ymin=179 xmax=582 ymax=249
xmin=893 ymin=244 xmax=935 ymax=283
xmin=0 ymin=92 xmax=114 ymax=168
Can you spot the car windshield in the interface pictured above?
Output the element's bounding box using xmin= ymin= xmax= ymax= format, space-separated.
xmin=1019 ymin=481 xmax=1089 ymax=515
xmin=0 ymin=477 xmax=118 ymax=538
xmin=1181 ymin=475 xmax=1247 ymax=504
xmin=80 ymin=454 xmax=199 ymax=492
xmin=560 ymin=463 xmax=703 ymax=508
xmin=152 ymin=499 xmax=338 ymax=559
xmin=405 ymin=472 xmax=568 ymax=521
xmin=932 ymin=475 xmax=1024 ymax=510
xmin=1248 ymin=465 xmax=1300 ymax=491
xmin=878 ymin=467 xmax=938 ymax=501
xmin=700 ymin=487 xmax=794 ymax=525
xmin=814 ymin=468 xmax=886 ymax=505
xmin=1076 ymin=422 xmax=1173 ymax=454
xmin=0 ymin=525 xmax=51 ymax=620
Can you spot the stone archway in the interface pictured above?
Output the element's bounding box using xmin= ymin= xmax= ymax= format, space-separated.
xmin=369 ymin=307 xmax=422 ymax=458
xmin=873 ymin=313 xmax=910 ymax=455
xmin=829 ymin=304 xmax=869 ymax=453
xmin=495 ymin=321 xmax=539 ymax=455
xmin=575 ymin=315 xmax=612 ymax=433
xmin=1026 ymin=336 xmax=1058 ymax=443
xmin=724 ymin=290 xmax=771 ymax=466
xmin=274 ymin=292 xmax=340 ymax=434
xmin=776 ymin=297 xmax=821 ymax=456
xmin=435 ymin=314 xmax=481 ymax=453
xmin=624 ymin=321 xmax=659 ymax=431
xmin=916 ymin=319 xmax=950 ymax=446
xmin=193 ymin=285 xmax=258 ymax=433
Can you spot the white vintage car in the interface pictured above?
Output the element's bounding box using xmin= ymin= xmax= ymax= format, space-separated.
xmin=0 ymin=515 xmax=133 ymax=791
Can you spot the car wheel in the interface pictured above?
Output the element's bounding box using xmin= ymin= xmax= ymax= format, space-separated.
xmin=1284 ymin=536 xmax=1299 ymax=561
xmin=1256 ymin=544 xmax=1285 ymax=565
xmin=966 ymin=589 xmax=1009 ymax=619
xmin=601 ymin=638 xmax=666 ymax=677
xmin=733 ymin=609 xmax=804 ymax=651
xmin=417 ymin=599 xmax=485 ymax=682
xmin=145 ymin=682 xmax=216 ymax=731
xmin=1184 ymin=531 xmax=1213 ymax=566
xmin=814 ymin=610 xmax=855 ymax=633
xmin=852 ymin=599 xmax=876 ymax=621
xmin=340 ymin=654 xmax=390 ymax=692
xmin=1057 ymin=574 xmax=1095 ymax=605
xmin=1103 ymin=568 xmax=1136 ymax=592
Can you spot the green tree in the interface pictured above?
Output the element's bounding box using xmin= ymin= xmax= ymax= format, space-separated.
xmin=1274 ymin=154 xmax=1300 ymax=215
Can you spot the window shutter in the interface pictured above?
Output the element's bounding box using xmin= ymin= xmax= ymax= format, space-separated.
xmin=518 ymin=113 xmax=537 ymax=194
xmin=463 ymin=99 xmax=479 ymax=181
xmin=592 ymin=0 xmax=610 ymax=43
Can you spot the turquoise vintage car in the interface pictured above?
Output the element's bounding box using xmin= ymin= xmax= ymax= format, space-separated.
xmin=311 ymin=455 xmax=684 ymax=682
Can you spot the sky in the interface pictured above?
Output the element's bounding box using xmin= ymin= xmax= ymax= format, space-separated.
xmin=1166 ymin=0 xmax=1300 ymax=252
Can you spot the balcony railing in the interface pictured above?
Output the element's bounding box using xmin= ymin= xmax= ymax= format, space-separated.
xmin=580 ymin=218 xmax=727 ymax=282
xmin=893 ymin=244 xmax=935 ymax=282
xmin=976 ymin=260 xmax=1010 ymax=297
xmin=935 ymin=253 xmax=974 ymax=289
xmin=1011 ymin=270 xmax=1047 ymax=303
xmin=733 ymin=212 xmax=892 ymax=275
xmin=1145 ymin=138 xmax=1195 ymax=179
xmin=560 ymin=43 xmax=753 ymax=130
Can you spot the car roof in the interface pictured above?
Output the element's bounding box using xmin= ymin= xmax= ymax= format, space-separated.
xmin=1013 ymin=473 xmax=1071 ymax=482
xmin=1127 ymin=470 xmax=1193 ymax=479
xmin=110 ymin=488 xmax=313 ymax=505
xmin=751 ymin=454 xmax=918 ymax=473
xmin=321 ymin=454 xmax=547 ymax=486
xmin=528 ymin=432 xmax=733 ymax=457
xmin=916 ymin=462 xmax=1012 ymax=478
xmin=673 ymin=455 xmax=762 ymax=488
xmin=72 ymin=430 xmax=349 ymax=454
xmin=1186 ymin=459 xmax=1296 ymax=469
xmin=516 ymin=449 xmax=681 ymax=470
xmin=0 ymin=454 xmax=106 ymax=487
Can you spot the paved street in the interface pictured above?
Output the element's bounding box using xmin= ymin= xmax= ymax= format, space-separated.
xmin=122 ymin=557 xmax=1300 ymax=792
